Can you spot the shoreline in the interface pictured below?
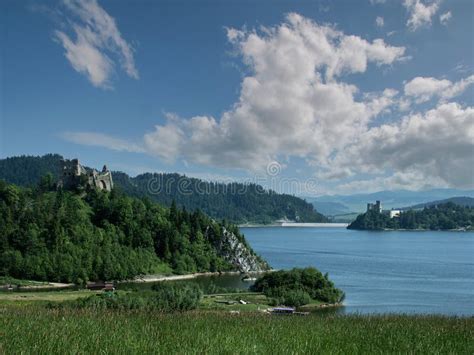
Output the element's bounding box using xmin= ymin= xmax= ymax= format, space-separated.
xmin=1 ymin=282 xmax=75 ymax=291
xmin=348 ymin=227 xmax=473 ymax=232
xmin=1 ymin=270 xmax=275 ymax=290
xmin=298 ymin=302 xmax=342 ymax=311
xmin=125 ymin=270 xmax=274 ymax=283
xmin=239 ymin=222 xmax=348 ymax=228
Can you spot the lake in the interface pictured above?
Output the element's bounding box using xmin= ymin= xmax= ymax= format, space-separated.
xmin=118 ymin=226 xmax=474 ymax=315
xmin=241 ymin=227 xmax=474 ymax=316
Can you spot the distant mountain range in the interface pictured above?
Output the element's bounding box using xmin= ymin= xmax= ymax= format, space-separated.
xmin=402 ymin=197 xmax=474 ymax=210
xmin=308 ymin=189 xmax=474 ymax=215
xmin=0 ymin=154 xmax=327 ymax=224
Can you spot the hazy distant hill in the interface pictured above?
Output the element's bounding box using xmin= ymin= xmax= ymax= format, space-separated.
xmin=0 ymin=154 xmax=327 ymax=224
xmin=312 ymin=189 xmax=474 ymax=213
xmin=402 ymin=197 xmax=474 ymax=210
xmin=308 ymin=200 xmax=352 ymax=216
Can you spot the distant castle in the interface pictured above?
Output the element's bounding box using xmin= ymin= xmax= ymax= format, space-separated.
xmin=367 ymin=200 xmax=382 ymax=213
xmin=367 ymin=200 xmax=400 ymax=218
xmin=59 ymin=158 xmax=113 ymax=192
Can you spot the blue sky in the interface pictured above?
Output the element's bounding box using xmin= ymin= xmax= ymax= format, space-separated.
xmin=1 ymin=0 xmax=473 ymax=195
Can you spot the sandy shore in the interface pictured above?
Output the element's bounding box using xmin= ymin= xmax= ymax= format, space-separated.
xmin=126 ymin=270 xmax=273 ymax=283
xmin=1 ymin=271 xmax=274 ymax=290
xmin=1 ymin=282 xmax=75 ymax=290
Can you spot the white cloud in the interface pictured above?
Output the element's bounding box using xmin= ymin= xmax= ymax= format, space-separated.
xmin=60 ymin=13 xmax=474 ymax=191
xmin=404 ymin=75 xmax=474 ymax=103
xmin=61 ymin=132 xmax=145 ymax=153
xmin=439 ymin=11 xmax=452 ymax=26
xmin=452 ymin=63 xmax=470 ymax=74
xmin=54 ymin=0 xmax=138 ymax=88
xmin=141 ymin=13 xmax=405 ymax=172
xmin=375 ymin=16 xmax=385 ymax=27
xmin=54 ymin=28 xmax=114 ymax=88
xmin=403 ymin=0 xmax=441 ymax=31
xmin=369 ymin=0 xmax=386 ymax=4
xmin=64 ymin=13 xmax=409 ymax=186
xmin=144 ymin=123 xmax=184 ymax=162
xmin=325 ymin=103 xmax=474 ymax=189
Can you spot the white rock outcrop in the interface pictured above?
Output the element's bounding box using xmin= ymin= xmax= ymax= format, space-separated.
xmin=214 ymin=227 xmax=269 ymax=273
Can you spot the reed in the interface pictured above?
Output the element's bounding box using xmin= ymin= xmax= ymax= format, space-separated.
xmin=1 ymin=305 xmax=472 ymax=354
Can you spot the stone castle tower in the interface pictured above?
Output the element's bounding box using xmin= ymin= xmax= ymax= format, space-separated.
xmin=367 ymin=200 xmax=382 ymax=213
xmin=59 ymin=158 xmax=113 ymax=192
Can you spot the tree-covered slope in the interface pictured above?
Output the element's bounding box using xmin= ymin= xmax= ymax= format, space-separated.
xmin=348 ymin=203 xmax=474 ymax=231
xmin=0 ymin=154 xmax=327 ymax=224
xmin=0 ymin=154 xmax=63 ymax=187
xmin=402 ymin=197 xmax=474 ymax=210
xmin=0 ymin=180 xmax=269 ymax=284
xmin=114 ymin=172 xmax=327 ymax=224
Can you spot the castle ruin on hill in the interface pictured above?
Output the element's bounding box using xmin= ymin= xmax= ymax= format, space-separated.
xmin=59 ymin=158 xmax=113 ymax=192
xmin=367 ymin=200 xmax=382 ymax=213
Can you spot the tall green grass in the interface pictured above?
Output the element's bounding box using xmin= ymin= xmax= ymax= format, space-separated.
xmin=1 ymin=305 xmax=472 ymax=354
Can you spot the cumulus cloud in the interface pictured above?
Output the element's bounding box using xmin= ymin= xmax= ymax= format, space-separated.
xmin=439 ymin=11 xmax=452 ymax=26
xmin=325 ymin=103 xmax=474 ymax=188
xmin=144 ymin=122 xmax=184 ymax=162
xmin=62 ymin=13 xmax=473 ymax=190
xmin=403 ymin=0 xmax=440 ymax=31
xmin=61 ymin=131 xmax=145 ymax=153
xmin=404 ymin=75 xmax=474 ymax=103
xmin=141 ymin=13 xmax=405 ymax=172
xmin=375 ymin=16 xmax=385 ymax=27
xmin=54 ymin=0 xmax=138 ymax=88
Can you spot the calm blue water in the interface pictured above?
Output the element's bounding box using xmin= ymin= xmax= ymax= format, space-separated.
xmin=241 ymin=227 xmax=474 ymax=316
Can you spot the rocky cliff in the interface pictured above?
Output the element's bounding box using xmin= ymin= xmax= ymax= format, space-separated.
xmin=214 ymin=227 xmax=270 ymax=273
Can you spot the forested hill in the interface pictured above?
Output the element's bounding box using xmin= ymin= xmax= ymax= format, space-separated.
xmin=0 ymin=154 xmax=62 ymax=187
xmin=0 ymin=180 xmax=269 ymax=284
xmin=0 ymin=154 xmax=327 ymax=224
xmin=113 ymin=172 xmax=327 ymax=224
xmin=348 ymin=203 xmax=474 ymax=231
xmin=402 ymin=197 xmax=474 ymax=210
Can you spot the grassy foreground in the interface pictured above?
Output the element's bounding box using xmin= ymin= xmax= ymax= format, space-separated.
xmin=1 ymin=304 xmax=473 ymax=354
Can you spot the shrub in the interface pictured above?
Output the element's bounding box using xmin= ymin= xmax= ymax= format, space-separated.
xmin=67 ymin=283 xmax=203 ymax=312
xmin=151 ymin=282 xmax=203 ymax=311
xmin=268 ymin=288 xmax=312 ymax=307
xmin=200 ymin=281 xmax=247 ymax=294
xmin=251 ymin=267 xmax=344 ymax=306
